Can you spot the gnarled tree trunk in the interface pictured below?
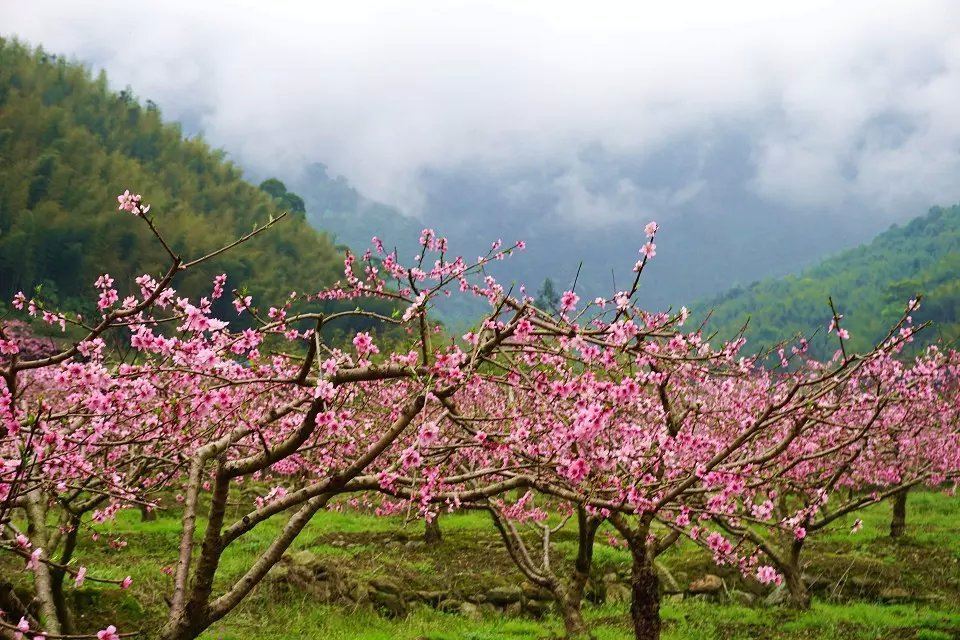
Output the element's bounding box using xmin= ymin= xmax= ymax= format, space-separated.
xmin=558 ymin=507 xmax=600 ymax=638
xmin=558 ymin=588 xmax=591 ymax=638
xmin=628 ymin=540 xmax=661 ymax=640
xmin=782 ymin=537 xmax=810 ymax=609
xmin=610 ymin=514 xmax=663 ymax=640
xmin=486 ymin=503 xmax=600 ymax=639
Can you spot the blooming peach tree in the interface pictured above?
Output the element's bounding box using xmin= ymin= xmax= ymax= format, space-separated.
xmin=2 ymin=190 xmax=958 ymax=640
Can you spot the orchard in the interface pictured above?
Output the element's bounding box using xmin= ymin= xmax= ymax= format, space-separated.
xmin=1 ymin=193 xmax=958 ymax=640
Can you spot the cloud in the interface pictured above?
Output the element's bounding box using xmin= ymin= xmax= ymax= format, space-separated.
xmin=4 ymin=1 xmax=960 ymax=223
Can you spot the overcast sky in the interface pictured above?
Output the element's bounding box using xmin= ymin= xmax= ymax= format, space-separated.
xmin=5 ymin=1 xmax=960 ymax=226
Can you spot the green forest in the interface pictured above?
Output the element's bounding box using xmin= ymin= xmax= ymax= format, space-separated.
xmin=700 ymin=204 xmax=960 ymax=358
xmin=0 ymin=38 xmax=344 ymax=320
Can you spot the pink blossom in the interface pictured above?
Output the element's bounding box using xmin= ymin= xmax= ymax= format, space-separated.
xmin=313 ymin=380 xmax=337 ymax=401
xmin=559 ymin=291 xmax=579 ymax=313
xmin=756 ymin=565 xmax=781 ymax=585
xmin=97 ymin=625 xmax=121 ymax=640
xmin=15 ymin=616 xmax=30 ymax=640
xmin=255 ymin=486 xmax=288 ymax=510
xmin=233 ymin=295 xmax=252 ymax=314
xmin=0 ymin=339 xmax=19 ymax=355
xmin=352 ymin=332 xmax=379 ymax=356
xmin=415 ymin=422 xmax=438 ymax=447
xmin=564 ymin=458 xmax=590 ymax=483
xmin=400 ymin=447 xmax=422 ymax=469
xmin=117 ymin=189 xmax=148 ymax=216
xmin=26 ymin=547 xmax=42 ymax=571
xmin=75 ymin=565 xmax=87 ymax=587
xmin=211 ymin=274 xmax=227 ymax=299
xmin=644 ymin=221 xmax=659 ymax=237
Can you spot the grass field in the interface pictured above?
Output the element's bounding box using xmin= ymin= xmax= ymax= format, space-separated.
xmin=6 ymin=491 xmax=959 ymax=639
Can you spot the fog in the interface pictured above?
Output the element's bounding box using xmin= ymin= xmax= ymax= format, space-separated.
xmin=6 ymin=1 xmax=960 ymax=308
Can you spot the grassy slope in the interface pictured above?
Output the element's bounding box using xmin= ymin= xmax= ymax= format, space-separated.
xmin=8 ymin=492 xmax=958 ymax=639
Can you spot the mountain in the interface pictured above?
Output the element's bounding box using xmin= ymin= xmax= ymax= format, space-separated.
xmin=292 ymin=163 xmax=423 ymax=256
xmin=698 ymin=205 xmax=960 ymax=357
xmin=286 ymin=139 xmax=891 ymax=332
xmin=289 ymin=163 xmax=493 ymax=329
xmin=0 ymin=38 xmax=344 ymax=319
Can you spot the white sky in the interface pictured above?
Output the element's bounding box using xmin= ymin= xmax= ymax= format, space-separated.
xmin=4 ymin=1 xmax=960 ymax=221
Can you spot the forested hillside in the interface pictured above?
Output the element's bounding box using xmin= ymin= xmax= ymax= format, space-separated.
xmin=0 ymin=38 xmax=343 ymax=318
xmin=701 ymin=205 xmax=960 ymax=357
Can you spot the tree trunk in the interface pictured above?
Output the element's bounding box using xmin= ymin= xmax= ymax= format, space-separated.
xmin=24 ymin=488 xmax=63 ymax=635
xmin=558 ymin=507 xmax=600 ymax=638
xmin=890 ymin=488 xmax=908 ymax=539
xmin=424 ymin=515 xmax=442 ymax=545
xmin=49 ymin=516 xmax=82 ymax=635
xmin=140 ymin=503 xmax=157 ymax=522
xmin=783 ymin=538 xmax=810 ymax=609
xmin=49 ymin=571 xmax=76 ymax=635
xmin=559 ymin=591 xmax=590 ymax=638
xmin=629 ymin=541 xmax=661 ymax=640
xmin=783 ymin=566 xmax=810 ymax=608
xmin=158 ymin=614 xmax=208 ymax=640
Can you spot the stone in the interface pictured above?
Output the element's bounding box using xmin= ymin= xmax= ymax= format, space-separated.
xmin=917 ymin=594 xmax=948 ymax=604
xmin=504 ymin=602 xmax=522 ymax=616
xmin=606 ymin=582 xmax=632 ymax=604
xmin=415 ymin=589 xmax=448 ymax=605
xmin=369 ymin=578 xmax=403 ymax=596
xmin=486 ymin=586 xmax=523 ymax=605
xmin=878 ymin=587 xmax=910 ymax=603
xmin=348 ymin=582 xmax=370 ymax=603
xmin=287 ymin=549 xmax=321 ymax=569
xmin=370 ymin=591 xmax=408 ymax=618
xmin=688 ymin=574 xmax=724 ymax=594
xmin=727 ymin=589 xmax=755 ymax=606
xmin=522 ymin=584 xmax=554 ymax=601
xmin=437 ymin=598 xmax=464 ymax=613
xmin=763 ymin=583 xmax=788 ymax=606
xmin=803 ymin=573 xmax=831 ymax=594
xmin=524 ymin=599 xmax=552 ymax=617
xmin=459 ymin=602 xmax=482 ymax=620
xmin=586 ymin=580 xmax=607 ymax=604
xmin=478 ymin=603 xmax=498 ymax=617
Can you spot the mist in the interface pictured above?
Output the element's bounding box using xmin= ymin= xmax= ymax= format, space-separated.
xmin=5 ymin=0 xmax=960 ymax=310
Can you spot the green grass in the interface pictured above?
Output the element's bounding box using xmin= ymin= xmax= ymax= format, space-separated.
xmin=5 ymin=492 xmax=959 ymax=639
